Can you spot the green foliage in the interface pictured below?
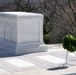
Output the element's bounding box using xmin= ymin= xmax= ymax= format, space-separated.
xmin=62 ymin=34 xmax=76 ymax=52
xmin=43 ymin=21 xmax=53 ymax=35
xmin=44 ymin=34 xmax=50 ymax=44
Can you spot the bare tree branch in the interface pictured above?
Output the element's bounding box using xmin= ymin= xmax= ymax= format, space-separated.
xmin=55 ymin=0 xmax=76 ymax=27
xmin=44 ymin=1 xmax=75 ymax=33
xmin=68 ymin=0 xmax=76 ymax=21
xmin=34 ymin=4 xmax=74 ymax=34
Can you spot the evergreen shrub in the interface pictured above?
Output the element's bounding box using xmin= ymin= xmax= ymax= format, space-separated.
xmin=62 ymin=34 xmax=76 ymax=52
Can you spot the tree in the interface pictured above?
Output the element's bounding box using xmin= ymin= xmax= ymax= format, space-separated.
xmin=14 ymin=0 xmax=36 ymax=12
xmin=0 ymin=0 xmax=16 ymax=11
xmin=0 ymin=0 xmax=76 ymax=43
xmin=38 ymin=0 xmax=76 ymax=43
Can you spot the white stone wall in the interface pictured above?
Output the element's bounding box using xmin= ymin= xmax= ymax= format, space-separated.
xmin=0 ymin=12 xmax=43 ymax=43
xmin=0 ymin=12 xmax=47 ymax=55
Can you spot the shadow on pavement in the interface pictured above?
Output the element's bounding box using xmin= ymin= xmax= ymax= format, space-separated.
xmin=0 ymin=49 xmax=25 ymax=58
xmin=0 ymin=48 xmax=43 ymax=58
xmin=47 ymin=66 xmax=68 ymax=71
xmin=62 ymin=73 xmax=76 ymax=75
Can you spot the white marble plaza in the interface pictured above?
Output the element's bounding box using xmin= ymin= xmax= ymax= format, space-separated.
xmin=68 ymin=53 xmax=76 ymax=57
xmin=0 ymin=12 xmax=47 ymax=55
xmin=0 ymin=44 xmax=76 ymax=75
xmin=5 ymin=59 xmax=35 ymax=67
xmin=37 ymin=55 xmax=65 ymax=63
xmin=0 ymin=68 xmax=10 ymax=74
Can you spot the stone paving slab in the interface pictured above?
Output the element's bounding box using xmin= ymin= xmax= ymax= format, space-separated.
xmin=0 ymin=44 xmax=76 ymax=75
xmin=1 ymin=66 xmax=76 ymax=75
